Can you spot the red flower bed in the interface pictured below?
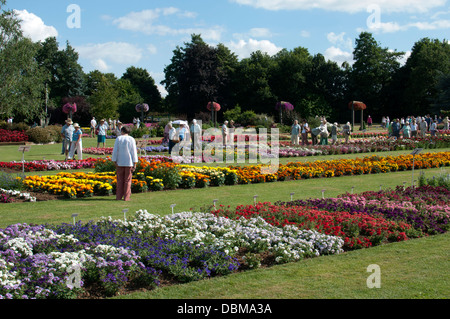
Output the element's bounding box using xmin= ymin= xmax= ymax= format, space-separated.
xmin=0 ymin=161 xmax=47 ymax=172
xmin=0 ymin=129 xmax=28 ymax=143
xmin=212 ymin=202 xmax=416 ymax=251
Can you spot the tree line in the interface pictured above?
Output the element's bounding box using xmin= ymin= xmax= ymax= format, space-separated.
xmin=1 ymin=1 xmax=449 ymax=127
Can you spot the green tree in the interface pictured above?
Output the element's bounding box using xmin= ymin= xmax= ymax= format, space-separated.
xmin=88 ymin=73 xmax=119 ymax=121
xmin=121 ymin=66 xmax=161 ymax=113
xmin=115 ymin=78 xmax=143 ymax=124
xmin=305 ymin=54 xmax=349 ymax=121
xmin=36 ymin=37 xmax=86 ymax=104
xmin=402 ymin=38 xmax=450 ymax=115
xmin=235 ymin=50 xmax=277 ymax=115
xmin=216 ymin=43 xmax=240 ymax=111
xmin=270 ymin=47 xmax=312 ymax=118
xmin=0 ymin=1 xmax=46 ymax=122
xmin=432 ymin=73 xmax=450 ymax=113
xmin=349 ymin=32 xmax=403 ymax=118
xmin=162 ymin=34 xmax=228 ymax=118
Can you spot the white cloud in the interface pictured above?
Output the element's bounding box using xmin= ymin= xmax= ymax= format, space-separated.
xmin=14 ymin=9 xmax=58 ymax=42
xmin=92 ymin=59 xmax=110 ymax=72
xmin=300 ymin=30 xmax=310 ymax=38
xmin=76 ymin=42 xmax=143 ymax=71
xmin=249 ymin=27 xmax=274 ymax=38
xmin=327 ymin=32 xmax=353 ymax=50
xmin=147 ymin=44 xmax=158 ymax=55
xmin=113 ymin=8 xmax=223 ymax=41
xmin=324 ymin=46 xmax=354 ymax=66
xmin=150 ymin=72 xmax=168 ymax=97
xmin=361 ymin=19 xmax=450 ymax=33
xmin=227 ymin=38 xmax=282 ymax=58
xmin=230 ymin=0 xmax=447 ymax=13
xmin=233 ymin=27 xmax=274 ymax=40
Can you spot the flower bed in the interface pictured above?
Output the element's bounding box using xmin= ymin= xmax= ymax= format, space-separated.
xmin=0 ymin=209 xmax=344 ymax=299
xmin=0 ymin=130 xmax=28 ymax=143
xmin=17 ymin=152 xmax=450 ymax=199
xmin=277 ymin=186 xmax=450 ymax=236
xmin=22 ymin=172 xmax=115 ymax=199
xmin=231 ymin=152 xmax=450 ymax=183
xmin=0 ymin=158 xmax=98 ymax=172
xmin=0 ymin=188 xmax=36 ymax=202
xmin=212 ymin=202 xmax=417 ymax=251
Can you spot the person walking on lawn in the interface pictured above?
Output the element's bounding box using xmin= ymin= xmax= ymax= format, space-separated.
xmin=112 ymin=126 xmax=138 ymax=201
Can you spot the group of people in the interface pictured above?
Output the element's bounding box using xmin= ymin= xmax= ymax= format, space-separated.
xmin=291 ymin=118 xmax=352 ymax=146
xmin=61 ymin=119 xmax=83 ymax=161
xmin=90 ymin=117 xmax=125 ymax=148
xmin=385 ymin=115 xmax=449 ymax=139
xmin=61 ymin=117 xmax=138 ymax=202
xmin=163 ymin=119 xmax=204 ymax=155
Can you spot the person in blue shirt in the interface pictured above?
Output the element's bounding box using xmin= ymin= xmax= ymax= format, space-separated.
xmin=391 ymin=119 xmax=401 ymax=138
xmin=179 ymin=124 xmax=187 ymax=141
xmin=291 ymin=120 xmax=301 ymax=146
xmin=68 ymin=123 xmax=83 ymax=160
xmin=96 ymin=119 xmax=109 ymax=148
xmin=63 ymin=119 xmax=74 ymax=160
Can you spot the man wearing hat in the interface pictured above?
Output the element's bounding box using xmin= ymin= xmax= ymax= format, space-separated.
xmin=62 ymin=119 xmax=74 ymax=160
xmin=68 ymin=123 xmax=83 ymax=160
xmin=96 ymin=119 xmax=109 ymax=148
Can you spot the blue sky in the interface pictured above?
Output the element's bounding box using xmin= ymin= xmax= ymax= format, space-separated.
xmin=7 ymin=0 xmax=450 ymax=96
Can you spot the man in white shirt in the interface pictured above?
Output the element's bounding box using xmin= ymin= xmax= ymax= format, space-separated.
xmin=112 ymin=126 xmax=138 ymax=201
xmin=222 ymin=121 xmax=229 ymax=146
xmin=168 ymin=122 xmax=177 ymax=155
xmin=419 ymin=118 xmax=428 ymax=137
xmin=90 ymin=117 xmax=97 ymax=138
xmin=190 ymin=119 xmax=202 ymax=150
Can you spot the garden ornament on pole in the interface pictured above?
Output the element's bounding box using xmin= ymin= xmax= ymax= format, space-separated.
xmin=275 ymin=101 xmax=294 ymax=125
xmin=207 ymin=102 xmax=221 ymax=127
xmin=348 ymin=101 xmax=366 ymax=132
xmin=62 ymin=103 xmax=77 ymax=120
xmin=136 ymin=103 xmax=149 ymax=124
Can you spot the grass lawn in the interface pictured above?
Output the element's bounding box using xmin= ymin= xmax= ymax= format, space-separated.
xmin=0 ymin=138 xmax=449 ymax=300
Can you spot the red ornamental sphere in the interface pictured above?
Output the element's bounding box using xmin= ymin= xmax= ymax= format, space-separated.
xmin=349 ymin=101 xmax=367 ymax=111
xmin=207 ymin=102 xmax=221 ymax=112
xmin=62 ymin=103 xmax=77 ymax=114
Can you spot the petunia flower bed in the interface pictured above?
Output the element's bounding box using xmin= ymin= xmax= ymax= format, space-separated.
xmin=0 ymin=210 xmax=344 ymax=299
xmin=212 ymin=202 xmax=417 ymax=251
xmin=277 ymin=186 xmax=450 ymax=236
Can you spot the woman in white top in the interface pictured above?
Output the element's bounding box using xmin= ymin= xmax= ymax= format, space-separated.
xmin=112 ymin=126 xmax=138 ymax=201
